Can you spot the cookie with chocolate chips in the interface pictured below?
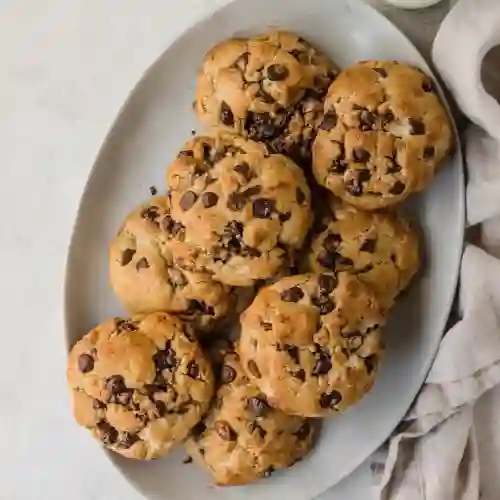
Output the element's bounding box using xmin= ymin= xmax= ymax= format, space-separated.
xmin=195 ymin=30 xmax=338 ymax=170
xmin=184 ymin=350 xmax=316 ymax=485
xmin=312 ymin=60 xmax=454 ymax=209
xmin=239 ymin=272 xmax=385 ymax=417
xmin=67 ymin=313 xmax=214 ymax=459
xmin=167 ymin=133 xmax=312 ymax=287
xmin=305 ymin=199 xmax=420 ymax=309
xmin=109 ymin=196 xmax=232 ymax=334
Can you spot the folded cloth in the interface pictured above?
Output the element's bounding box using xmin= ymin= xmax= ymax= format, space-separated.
xmin=372 ymin=1 xmax=500 ymax=499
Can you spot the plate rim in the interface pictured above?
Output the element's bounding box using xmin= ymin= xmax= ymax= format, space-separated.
xmin=63 ymin=0 xmax=465 ymax=497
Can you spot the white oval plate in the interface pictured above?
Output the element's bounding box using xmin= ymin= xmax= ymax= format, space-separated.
xmin=64 ymin=0 xmax=464 ymax=498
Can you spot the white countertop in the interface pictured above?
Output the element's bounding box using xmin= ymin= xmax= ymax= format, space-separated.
xmin=0 ymin=1 xmax=451 ymax=498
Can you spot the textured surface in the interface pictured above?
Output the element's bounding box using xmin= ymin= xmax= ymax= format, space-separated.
xmin=313 ymin=60 xmax=454 ymax=209
xmin=0 ymin=0 xmax=465 ymax=499
xmin=185 ymin=350 xmax=316 ymax=485
xmin=67 ymin=313 xmax=214 ymax=459
xmin=167 ymin=133 xmax=312 ymax=286
xmin=239 ymin=273 xmax=385 ymax=417
xmin=195 ymin=30 xmax=338 ymax=170
xmin=305 ymin=198 xmax=420 ymax=309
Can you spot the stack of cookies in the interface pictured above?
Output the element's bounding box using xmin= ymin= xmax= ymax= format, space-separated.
xmin=67 ymin=30 xmax=454 ymax=486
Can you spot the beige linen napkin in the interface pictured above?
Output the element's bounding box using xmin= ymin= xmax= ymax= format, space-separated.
xmin=372 ymin=1 xmax=500 ymax=499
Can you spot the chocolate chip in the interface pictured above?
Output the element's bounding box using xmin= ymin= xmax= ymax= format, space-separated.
xmin=245 ymin=112 xmax=278 ymax=140
xmin=187 ymin=360 xmax=199 ymax=380
xmin=294 ymin=421 xmax=311 ymax=440
xmin=220 ymin=101 xmax=234 ymax=126
xmin=337 ymin=254 xmax=354 ymax=266
xmin=227 ymin=192 xmax=246 ymax=211
xmin=382 ymin=111 xmax=395 ymax=127
xmin=235 ymin=51 xmax=250 ymax=70
xmin=183 ymin=455 xmax=193 ymax=464
xmin=201 ymin=191 xmax=218 ymax=208
xmin=279 ymin=211 xmax=291 ymax=222
xmin=358 ymin=169 xmax=372 ymax=182
xmin=180 ymin=191 xmax=198 ymax=211
xmin=422 ymin=79 xmax=434 ymax=93
xmin=386 ymin=158 xmax=401 ymax=174
xmin=284 ymin=344 xmax=300 ymax=364
xmin=106 ymin=375 xmax=126 ymax=395
xmin=115 ymin=389 xmax=133 ymax=406
xmin=317 ymin=252 xmax=336 ymax=270
xmin=141 ymin=206 xmax=159 ymax=221
xmin=409 ymin=118 xmax=426 ymax=135
xmin=78 ymin=353 xmax=94 ymax=373
xmin=353 ymin=148 xmax=371 ymax=163
xmin=136 ymin=257 xmax=149 ymax=270
xmin=280 ymin=286 xmax=304 ymax=303
xmin=120 ymin=432 xmax=139 ymax=449
xmin=267 ymin=64 xmax=289 ymax=81
xmin=178 ymin=150 xmax=194 ymax=158
xmin=234 ymin=162 xmax=254 ymax=182
xmin=155 ymin=400 xmax=167 ymax=417
xmin=153 ymin=344 xmax=177 ymax=371
xmin=247 ymin=360 xmax=261 ymax=379
xmin=97 ymin=421 xmax=118 ymax=444
xmin=363 ymin=355 xmax=378 ymax=374
xmin=373 ymin=67 xmax=388 ymax=77
xmin=121 ymin=248 xmax=136 ymax=266
xmin=312 ymin=295 xmax=335 ymax=315
xmin=242 ymin=186 xmax=262 ymax=198
xmin=313 ymin=351 xmax=332 ymax=375
xmin=256 ymin=87 xmax=275 ymax=104
xmin=263 ymin=467 xmax=274 ymax=478
xmin=344 ymin=332 xmax=364 ymax=350
xmin=221 ymin=364 xmax=236 ymax=384
xmin=93 ymin=399 xmax=106 ymax=410
xmin=149 ymin=185 xmax=157 ymax=196
xmin=424 ymin=146 xmax=435 ymax=159
xmin=346 ymin=180 xmax=363 ymax=196
xmin=319 ymin=110 xmax=338 ymax=131
xmin=252 ymin=198 xmax=276 ymax=219
xmin=360 ymin=110 xmax=376 ymax=130
xmin=248 ymin=396 xmax=270 ymax=416
xmin=360 ymin=238 xmax=377 ymax=253
xmin=319 ymin=273 xmax=337 ymax=293
xmin=290 ymin=49 xmax=308 ymax=64
xmin=215 ymin=420 xmax=237 ymax=441
xmin=319 ymin=390 xmax=342 ymax=409
xmin=390 ymin=181 xmax=406 ymax=195
xmin=296 ymin=187 xmax=306 ymax=205
xmin=190 ymin=421 xmax=206 ymax=440
xmin=323 ymin=233 xmax=341 ymax=253
xmin=293 ymin=369 xmax=306 ymax=382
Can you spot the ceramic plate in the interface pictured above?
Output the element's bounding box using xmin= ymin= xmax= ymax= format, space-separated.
xmin=64 ymin=0 xmax=464 ymax=498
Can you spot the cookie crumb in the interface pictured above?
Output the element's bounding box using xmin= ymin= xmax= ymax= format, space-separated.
xmin=183 ymin=456 xmax=193 ymax=464
xmin=191 ymin=129 xmax=196 ymax=136
xmin=149 ymin=185 xmax=158 ymax=196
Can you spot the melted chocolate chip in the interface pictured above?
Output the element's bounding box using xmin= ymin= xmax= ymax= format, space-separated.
xmin=190 ymin=421 xmax=206 ymax=440
xmin=424 ymin=146 xmax=435 ymax=159
xmin=317 ymin=252 xmax=336 ymax=270
xmin=346 ymin=180 xmax=363 ymax=197
xmin=179 ymin=191 xmax=197 ymax=211
xmin=293 ymin=369 xmax=306 ymax=382
xmin=260 ymin=321 xmax=273 ymax=331
xmin=280 ymin=286 xmax=304 ymax=303
xmin=121 ymin=248 xmax=136 ymax=266
xmin=386 ymin=158 xmax=401 ymax=174
xmin=279 ymin=211 xmax=291 ymax=222
xmin=267 ymin=64 xmax=289 ymax=81
xmin=323 ymin=233 xmax=341 ymax=252
xmin=220 ymin=101 xmax=234 ymax=126
xmin=201 ymin=192 xmax=218 ymax=208
xmin=221 ymin=364 xmax=236 ymax=384
xmin=358 ymin=169 xmax=372 ymax=182
xmin=363 ymin=355 xmax=378 ymax=374
xmin=155 ymin=400 xmax=167 ymax=417
xmin=319 ymin=110 xmax=338 ymax=131
xmin=360 ymin=110 xmax=376 ymax=130
xmin=373 ymin=67 xmax=388 ymax=77
xmin=106 ymin=375 xmax=126 ymax=395
xmin=242 ymin=186 xmax=262 ymax=198
xmin=312 ymin=295 xmax=335 ymax=315
xmin=153 ymin=344 xmax=177 ymax=371
xmin=409 ymin=118 xmax=426 ymax=135
xmin=178 ymin=150 xmax=194 ymax=158
xmin=215 ymin=420 xmax=237 ymax=441
xmin=247 ymin=360 xmax=262 ymax=379
xmin=78 ymin=353 xmax=94 ymax=373
xmin=313 ymin=350 xmax=332 ymax=375
xmin=136 ymin=257 xmax=149 ymax=270
xmin=294 ymin=422 xmax=311 ymax=440
xmin=360 ymin=238 xmax=377 ymax=253
xmin=319 ymin=273 xmax=337 ymax=293
xmin=227 ymin=192 xmax=246 ymax=211
xmin=353 ymin=148 xmax=371 ymax=163
xmin=93 ymin=399 xmax=106 ymax=410
xmin=97 ymin=421 xmax=118 ymax=444
xmin=234 ymin=162 xmax=254 ymax=182
xmin=296 ymin=187 xmax=306 ymax=205
xmin=284 ymin=344 xmax=300 ymax=364
xmin=247 ymin=396 xmax=270 ymax=417
xmin=186 ymin=360 xmax=199 ymax=380
xmin=319 ymin=390 xmax=342 ymax=409
xmin=422 ymin=79 xmax=434 ymax=93
xmin=389 ymin=181 xmax=406 ymax=195
xmin=120 ymin=432 xmax=139 ymax=449
xmin=252 ymin=198 xmax=276 ymax=219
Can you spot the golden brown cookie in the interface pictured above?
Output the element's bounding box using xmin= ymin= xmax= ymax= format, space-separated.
xmin=312 ymin=61 xmax=454 ymax=209
xmin=67 ymin=313 xmax=214 ymax=459
xmin=239 ymin=273 xmax=385 ymax=417
xmin=166 ymin=133 xmax=312 ymax=287
xmin=305 ymin=199 xmax=420 ymax=309
xmin=184 ymin=350 xmax=316 ymax=485
xmin=109 ymin=196 xmax=232 ymax=334
xmin=195 ymin=31 xmax=339 ymax=170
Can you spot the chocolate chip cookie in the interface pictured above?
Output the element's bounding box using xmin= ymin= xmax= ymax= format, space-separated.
xmin=67 ymin=313 xmax=214 ymax=459
xmin=239 ymin=273 xmax=385 ymax=417
xmin=184 ymin=350 xmax=316 ymax=485
xmin=195 ymin=31 xmax=339 ymax=170
xmin=109 ymin=196 xmax=232 ymax=334
xmin=312 ymin=60 xmax=454 ymax=209
xmin=167 ymin=133 xmax=312 ymax=287
xmin=305 ymin=199 xmax=420 ymax=309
